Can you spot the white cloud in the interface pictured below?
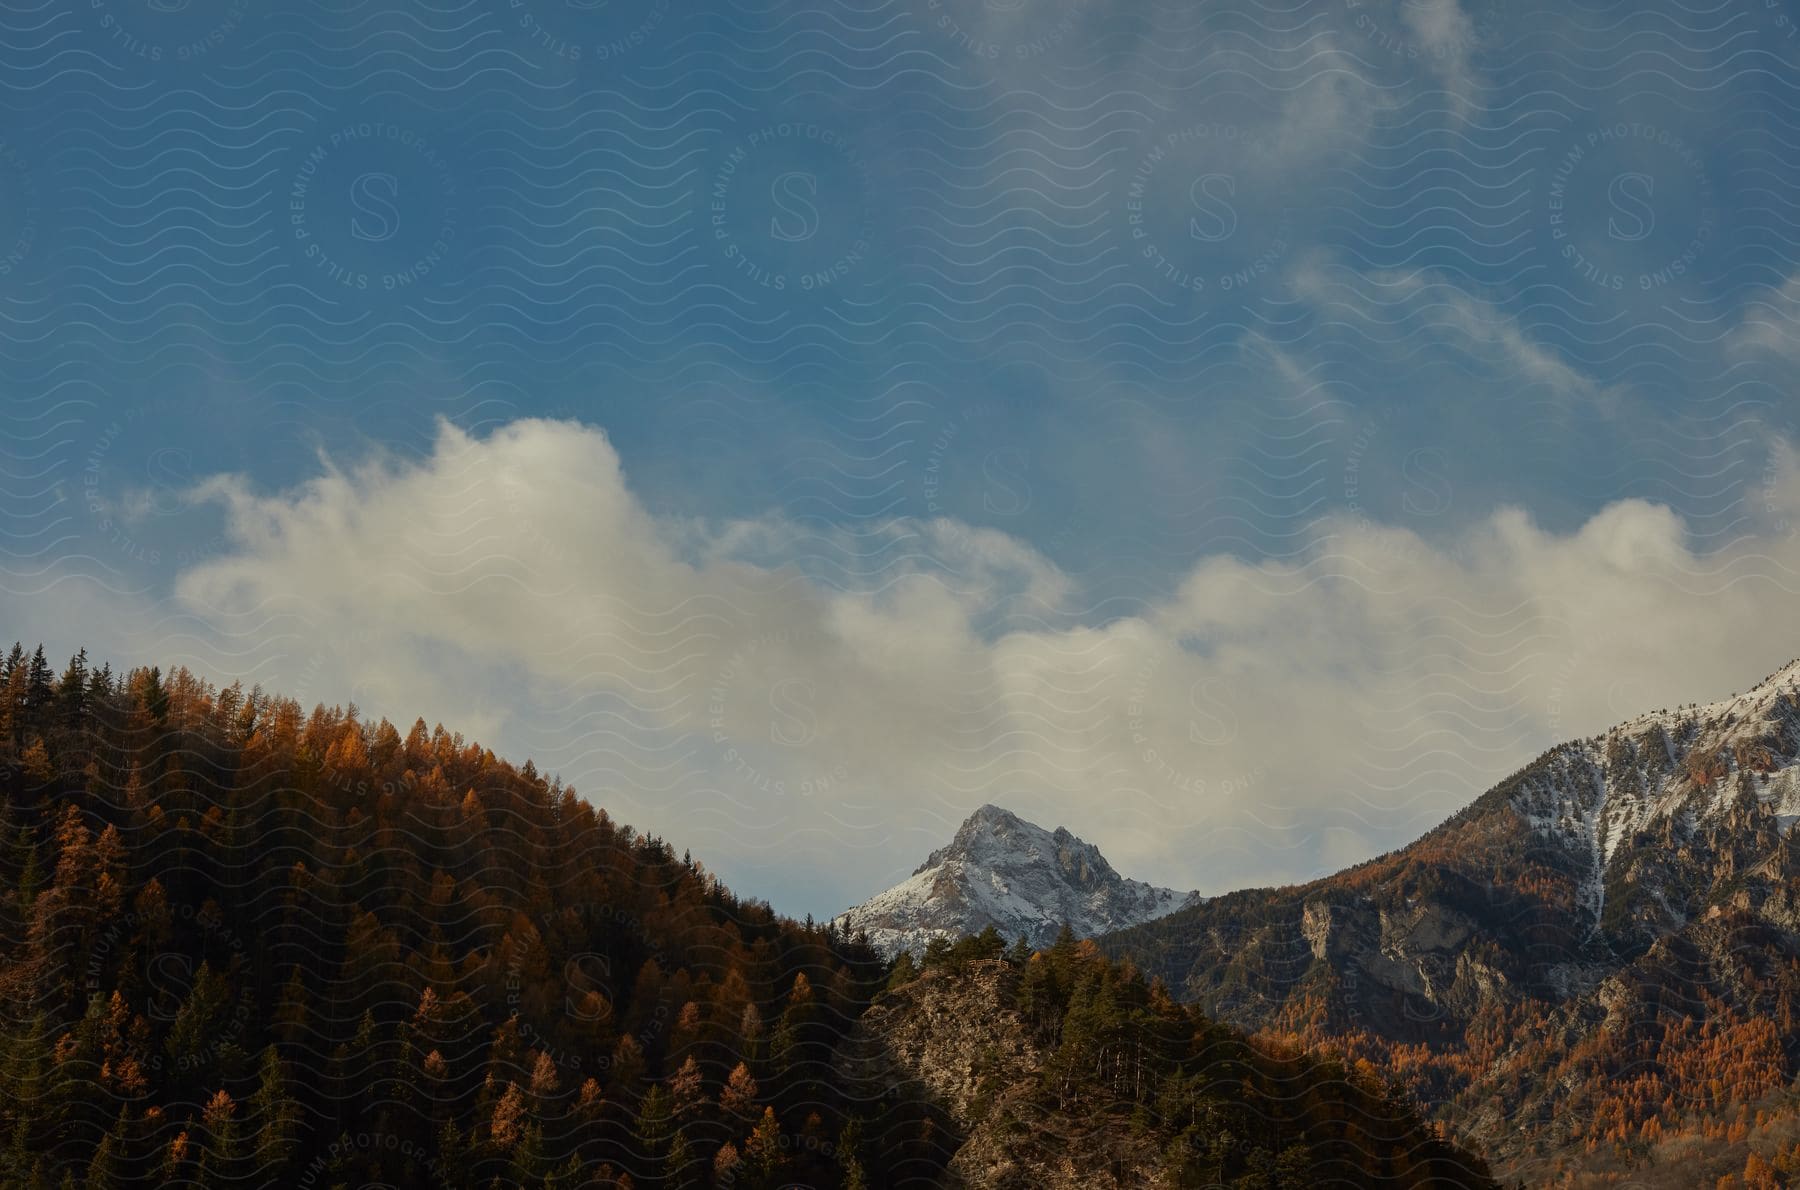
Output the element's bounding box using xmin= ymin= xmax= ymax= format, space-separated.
xmin=1731 ymin=271 xmax=1800 ymax=362
xmin=1400 ymin=0 xmax=1482 ymax=107
xmin=146 ymin=420 xmax=1800 ymax=915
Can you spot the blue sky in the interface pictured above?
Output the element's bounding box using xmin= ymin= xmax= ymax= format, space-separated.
xmin=4 ymin=0 xmax=1800 ymax=918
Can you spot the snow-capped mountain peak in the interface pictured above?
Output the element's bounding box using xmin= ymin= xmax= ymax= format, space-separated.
xmin=832 ymin=804 xmax=1201 ymax=958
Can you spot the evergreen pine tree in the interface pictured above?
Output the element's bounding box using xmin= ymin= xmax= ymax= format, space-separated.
xmin=885 ymin=949 xmax=919 ymax=992
xmin=24 ymin=647 xmax=52 ymax=717
xmin=0 ymin=644 xmax=25 ymax=747
xmin=637 ymin=1083 xmax=673 ymax=1170
xmin=55 ymin=651 xmax=87 ymax=727
xmin=664 ymin=1129 xmax=700 ymax=1190
xmin=85 ymin=1124 xmax=125 ymax=1190
xmin=247 ymin=1046 xmax=299 ymax=1179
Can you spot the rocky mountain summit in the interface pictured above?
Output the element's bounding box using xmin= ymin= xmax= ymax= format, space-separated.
xmin=1105 ymin=657 xmax=1800 ymax=1180
xmin=832 ymin=804 xmax=1200 ymax=957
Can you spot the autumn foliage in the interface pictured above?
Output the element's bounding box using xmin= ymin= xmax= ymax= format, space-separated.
xmin=0 ymin=644 xmax=941 ymax=1187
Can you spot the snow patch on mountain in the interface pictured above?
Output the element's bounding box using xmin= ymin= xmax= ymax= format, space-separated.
xmin=831 ymin=804 xmax=1202 ymax=958
xmin=1510 ymin=657 xmax=1800 ymax=928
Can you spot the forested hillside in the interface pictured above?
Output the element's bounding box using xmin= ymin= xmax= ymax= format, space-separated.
xmin=0 ymin=643 xmax=938 ymax=1188
xmin=0 ymin=644 xmax=1492 ymax=1188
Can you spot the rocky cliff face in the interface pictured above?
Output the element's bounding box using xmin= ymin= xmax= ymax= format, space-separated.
xmin=831 ymin=804 xmax=1199 ymax=958
xmin=1104 ymin=658 xmax=1800 ymax=1175
xmin=850 ymin=961 xmax=1174 ymax=1189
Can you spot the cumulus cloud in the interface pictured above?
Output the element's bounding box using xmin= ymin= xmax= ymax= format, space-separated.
xmin=165 ymin=419 xmax=1800 ymax=915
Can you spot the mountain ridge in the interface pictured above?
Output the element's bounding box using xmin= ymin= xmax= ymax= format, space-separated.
xmin=1103 ymin=654 xmax=1800 ymax=1183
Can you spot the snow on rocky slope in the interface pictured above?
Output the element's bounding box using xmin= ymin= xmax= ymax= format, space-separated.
xmin=1097 ymin=657 xmax=1800 ymax=1176
xmin=831 ymin=804 xmax=1201 ymax=958
xmin=1506 ymin=657 xmax=1800 ymax=936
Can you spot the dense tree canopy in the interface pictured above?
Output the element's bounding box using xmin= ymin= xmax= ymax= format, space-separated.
xmin=0 ymin=643 xmax=942 ymax=1188
xmin=0 ymin=643 xmax=1496 ymax=1188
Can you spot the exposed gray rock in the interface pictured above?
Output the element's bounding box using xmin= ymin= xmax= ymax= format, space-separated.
xmin=844 ymin=960 xmax=1175 ymax=1190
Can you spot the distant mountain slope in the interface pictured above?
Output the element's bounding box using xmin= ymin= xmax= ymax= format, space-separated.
xmin=1104 ymin=658 xmax=1800 ymax=1181
xmin=831 ymin=804 xmax=1199 ymax=958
